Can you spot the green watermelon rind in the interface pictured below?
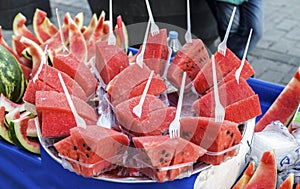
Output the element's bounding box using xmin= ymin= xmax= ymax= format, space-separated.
xmin=9 ymin=114 xmax=40 ymax=154
xmin=0 ymin=44 xmax=27 ymax=103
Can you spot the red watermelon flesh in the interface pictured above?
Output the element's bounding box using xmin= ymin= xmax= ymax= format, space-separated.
xmin=52 ymin=53 xmax=98 ymax=97
xmin=180 ymin=116 xmax=242 ymax=165
xmin=167 ymin=39 xmax=210 ymax=89
xmin=115 ymin=94 xmax=167 ymax=132
xmin=192 ymin=78 xmax=255 ymax=117
xmin=35 ymin=90 xmax=97 ymax=123
xmin=107 ymin=64 xmax=155 ymax=106
xmin=54 ymin=126 xmax=129 ymax=177
xmin=26 ymin=117 xmax=37 ymax=137
xmin=225 ymin=94 xmax=262 ymax=123
xmin=256 ymin=67 xmax=300 ymax=132
xmin=95 ymin=40 xmax=129 ymax=85
xmin=132 ymin=135 xmax=176 ymax=182
xmin=53 ymin=135 xmax=81 ymax=173
xmin=38 ymin=64 xmax=87 ymax=100
xmin=129 ymin=77 xmax=166 ymax=98
xmin=168 ymin=137 xmax=206 ymax=181
xmin=130 ymin=107 xmax=176 ymax=136
xmin=193 ymin=48 xmax=255 ymax=95
xmin=136 ymin=29 xmax=168 ymax=75
xmin=68 ymin=17 xmax=88 ymax=63
xmin=87 ymin=11 xmax=107 ymax=61
xmin=244 ymin=151 xmax=277 ymax=189
xmin=23 ymin=79 xmax=55 ymax=104
xmin=83 ymin=14 xmax=97 ymax=41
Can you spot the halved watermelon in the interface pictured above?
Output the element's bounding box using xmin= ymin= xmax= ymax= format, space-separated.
xmin=244 ymin=151 xmax=277 ymax=189
xmin=54 ymin=126 xmax=129 ymax=177
xmin=167 ymin=39 xmax=210 ymax=89
xmin=180 ymin=116 xmax=242 ymax=165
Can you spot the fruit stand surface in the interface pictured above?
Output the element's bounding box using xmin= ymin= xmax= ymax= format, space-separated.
xmin=0 ymin=78 xmax=284 ymax=189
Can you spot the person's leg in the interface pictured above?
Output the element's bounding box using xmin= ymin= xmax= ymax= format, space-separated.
xmin=214 ymin=0 xmax=264 ymax=59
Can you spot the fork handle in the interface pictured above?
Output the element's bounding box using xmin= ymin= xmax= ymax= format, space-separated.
xmin=145 ymin=0 xmax=155 ymax=22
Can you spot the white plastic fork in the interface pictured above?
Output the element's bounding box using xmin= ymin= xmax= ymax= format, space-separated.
xmin=235 ymin=28 xmax=253 ymax=84
xmin=185 ymin=0 xmax=192 ymax=43
xmin=211 ymin=55 xmax=225 ymax=122
xmin=169 ymin=72 xmax=186 ymax=139
xmin=132 ymin=70 xmax=154 ymax=118
xmin=217 ymin=6 xmax=237 ymax=56
xmin=136 ymin=19 xmax=151 ymax=68
xmin=145 ymin=0 xmax=160 ymax=36
xmin=108 ymin=0 xmax=116 ymax=45
xmin=58 ymin=72 xmax=87 ymax=128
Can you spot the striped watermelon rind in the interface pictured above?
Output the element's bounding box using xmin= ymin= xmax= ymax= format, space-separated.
xmin=0 ymin=44 xmax=27 ymax=102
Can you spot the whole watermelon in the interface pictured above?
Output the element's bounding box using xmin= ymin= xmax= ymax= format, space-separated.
xmin=0 ymin=44 xmax=27 ymax=102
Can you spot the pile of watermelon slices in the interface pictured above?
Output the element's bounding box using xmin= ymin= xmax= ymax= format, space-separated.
xmin=0 ymin=7 xmax=267 ymax=183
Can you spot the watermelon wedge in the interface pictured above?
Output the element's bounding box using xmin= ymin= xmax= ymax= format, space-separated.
xmin=54 ymin=126 xmax=129 ymax=177
xmin=33 ymin=8 xmax=58 ymax=43
xmin=180 ymin=116 xmax=242 ymax=165
xmin=167 ymin=39 xmax=210 ymax=89
xmin=193 ymin=78 xmax=255 ymax=118
xmin=232 ymin=161 xmax=255 ymax=189
xmin=278 ymin=173 xmax=294 ymax=189
xmin=68 ymin=16 xmax=88 ymax=63
xmin=82 ymin=13 xmax=98 ymax=41
xmin=95 ymin=40 xmax=129 ymax=85
xmin=225 ymin=94 xmax=262 ymax=123
xmin=255 ymin=67 xmax=300 ymax=132
xmin=193 ymin=48 xmax=255 ymax=95
xmin=52 ymin=53 xmax=98 ymax=97
xmin=132 ymin=135 xmax=176 ymax=182
xmin=136 ymin=29 xmax=168 ymax=75
xmin=244 ymin=151 xmax=277 ymax=189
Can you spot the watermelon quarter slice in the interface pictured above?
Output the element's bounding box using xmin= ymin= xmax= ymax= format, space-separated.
xmin=180 ymin=116 xmax=242 ymax=165
xmin=54 ymin=126 xmax=129 ymax=177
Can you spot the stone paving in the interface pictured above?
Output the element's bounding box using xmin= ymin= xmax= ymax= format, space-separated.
xmin=2 ymin=0 xmax=300 ymax=86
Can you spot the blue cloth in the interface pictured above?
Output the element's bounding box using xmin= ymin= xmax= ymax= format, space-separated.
xmin=207 ymin=0 xmax=264 ymax=59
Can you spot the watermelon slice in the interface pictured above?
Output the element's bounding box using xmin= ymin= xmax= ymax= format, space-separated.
xmin=167 ymin=39 xmax=210 ymax=89
xmin=193 ymin=48 xmax=255 ymax=95
xmin=129 ymin=77 xmax=166 ymax=98
xmin=94 ymin=40 xmax=129 ymax=85
xmin=54 ymin=126 xmax=129 ymax=177
xmin=73 ymin=12 xmax=84 ymax=29
xmin=244 ymin=151 xmax=277 ymax=189
xmin=0 ymin=106 xmax=13 ymax=143
xmin=68 ymin=16 xmax=88 ymax=63
xmin=232 ymin=161 xmax=255 ymax=189
xmin=12 ymin=13 xmax=40 ymax=45
xmin=278 ymin=173 xmax=294 ymax=189
xmin=86 ymin=11 xmax=107 ymax=61
xmin=136 ymin=29 xmax=168 ymax=76
xmin=193 ymin=78 xmax=255 ymax=118
xmin=35 ymin=90 xmax=97 ymax=123
xmin=115 ymin=94 xmax=167 ymax=130
xmin=52 ymin=53 xmax=98 ymax=97
xmin=168 ymin=137 xmax=206 ymax=181
xmin=26 ymin=118 xmax=37 ymax=137
xmin=255 ymin=67 xmax=300 ymax=132
xmin=225 ymin=94 xmax=262 ymax=123
xmin=132 ymin=135 xmax=176 ymax=182
xmin=33 ymin=8 xmax=58 ymax=43
xmin=180 ymin=116 xmax=242 ymax=165
xmin=82 ymin=14 xmax=98 ymax=41
xmin=9 ymin=115 xmax=40 ymax=154
xmin=11 ymin=35 xmax=32 ymax=68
